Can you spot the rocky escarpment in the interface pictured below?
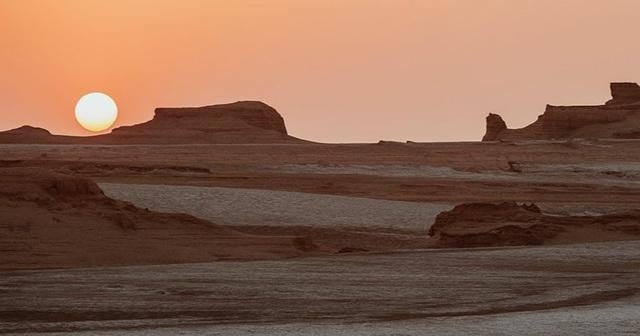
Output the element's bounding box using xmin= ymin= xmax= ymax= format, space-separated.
xmin=0 ymin=101 xmax=304 ymax=144
xmin=108 ymin=101 xmax=299 ymax=144
xmin=428 ymin=202 xmax=640 ymax=248
xmin=483 ymin=83 xmax=640 ymax=141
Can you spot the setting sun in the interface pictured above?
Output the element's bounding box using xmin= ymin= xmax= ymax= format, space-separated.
xmin=74 ymin=92 xmax=118 ymax=132
xmin=2 ymin=2 xmax=640 ymax=334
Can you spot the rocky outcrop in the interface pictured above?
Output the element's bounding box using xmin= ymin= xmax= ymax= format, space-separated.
xmin=0 ymin=168 xmax=321 ymax=269
xmin=482 ymin=83 xmax=640 ymax=141
xmin=482 ymin=113 xmax=507 ymax=141
xmin=108 ymin=101 xmax=296 ymax=144
xmin=0 ymin=101 xmax=305 ymax=144
xmin=606 ymin=82 xmax=640 ymax=105
xmin=428 ymin=202 xmax=640 ymax=248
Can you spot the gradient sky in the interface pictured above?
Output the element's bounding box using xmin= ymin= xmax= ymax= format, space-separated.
xmin=2 ymin=0 xmax=640 ymax=143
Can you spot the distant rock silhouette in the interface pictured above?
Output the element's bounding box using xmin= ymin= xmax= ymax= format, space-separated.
xmin=0 ymin=126 xmax=54 ymax=143
xmin=482 ymin=113 xmax=507 ymax=141
xmin=0 ymin=101 xmax=305 ymax=144
xmin=606 ymin=82 xmax=640 ymax=105
xmin=482 ymin=82 xmax=640 ymax=141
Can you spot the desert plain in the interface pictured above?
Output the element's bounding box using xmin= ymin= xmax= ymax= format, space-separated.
xmin=2 ymin=86 xmax=640 ymax=334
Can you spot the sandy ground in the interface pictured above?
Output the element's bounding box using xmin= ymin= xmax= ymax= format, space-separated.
xmin=0 ymin=168 xmax=330 ymax=270
xmin=2 ymin=141 xmax=640 ymax=334
xmin=2 ymin=142 xmax=640 ymax=205
xmin=100 ymin=183 xmax=452 ymax=232
xmin=269 ymin=162 xmax=640 ymax=187
xmin=2 ymin=240 xmax=639 ymax=335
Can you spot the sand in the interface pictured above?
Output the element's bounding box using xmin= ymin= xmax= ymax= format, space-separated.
xmin=3 ymin=141 xmax=640 ymax=206
xmin=100 ymin=183 xmax=452 ymax=232
xmin=0 ymin=168 xmax=326 ymax=270
xmin=2 ymin=240 xmax=639 ymax=335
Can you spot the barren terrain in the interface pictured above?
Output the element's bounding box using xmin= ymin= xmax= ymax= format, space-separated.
xmin=2 ymin=140 xmax=640 ymax=255
xmin=2 ymin=241 xmax=639 ymax=335
xmin=2 ymin=139 xmax=640 ymax=334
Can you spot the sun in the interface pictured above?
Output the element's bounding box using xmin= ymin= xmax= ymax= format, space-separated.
xmin=75 ymin=92 xmax=118 ymax=132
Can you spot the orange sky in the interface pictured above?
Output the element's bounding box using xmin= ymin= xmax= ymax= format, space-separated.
xmin=2 ymin=0 xmax=640 ymax=142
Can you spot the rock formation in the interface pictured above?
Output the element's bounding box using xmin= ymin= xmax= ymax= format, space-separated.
xmin=482 ymin=113 xmax=507 ymax=141
xmin=108 ymin=101 xmax=296 ymax=144
xmin=428 ymin=202 xmax=640 ymax=248
xmin=606 ymin=82 xmax=640 ymax=105
xmin=482 ymin=82 xmax=640 ymax=141
xmin=0 ymin=101 xmax=305 ymax=144
xmin=0 ymin=126 xmax=55 ymax=143
xmin=0 ymin=168 xmax=319 ymax=269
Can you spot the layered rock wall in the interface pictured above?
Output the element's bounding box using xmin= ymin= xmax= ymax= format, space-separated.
xmin=483 ymin=83 xmax=640 ymax=141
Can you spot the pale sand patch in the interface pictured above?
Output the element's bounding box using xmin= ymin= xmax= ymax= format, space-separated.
xmin=100 ymin=183 xmax=453 ymax=232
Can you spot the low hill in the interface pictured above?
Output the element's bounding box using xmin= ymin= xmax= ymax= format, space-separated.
xmin=0 ymin=168 xmax=319 ymax=269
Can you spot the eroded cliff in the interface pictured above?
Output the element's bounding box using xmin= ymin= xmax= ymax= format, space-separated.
xmin=483 ymin=83 xmax=640 ymax=141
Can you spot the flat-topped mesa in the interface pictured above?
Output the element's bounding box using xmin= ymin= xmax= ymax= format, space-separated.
xmin=124 ymin=101 xmax=288 ymax=135
xmin=482 ymin=82 xmax=640 ymax=141
xmin=109 ymin=101 xmax=295 ymax=143
xmin=0 ymin=100 xmax=304 ymax=144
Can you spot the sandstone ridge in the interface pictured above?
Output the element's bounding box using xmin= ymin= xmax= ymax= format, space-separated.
xmin=483 ymin=82 xmax=640 ymax=141
xmin=0 ymin=101 xmax=303 ymax=144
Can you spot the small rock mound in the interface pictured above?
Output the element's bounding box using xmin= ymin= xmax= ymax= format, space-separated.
xmin=4 ymin=126 xmax=52 ymax=136
xmin=429 ymin=202 xmax=541 ymax=237
xmin=429 ymin=202 xmax=640 ymax=248
xmin=0 ymin=126 xmax=54 ymax=144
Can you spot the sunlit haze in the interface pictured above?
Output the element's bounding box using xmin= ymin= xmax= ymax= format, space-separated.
xmin=2 ymin=0 xmax=640 ymax=142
